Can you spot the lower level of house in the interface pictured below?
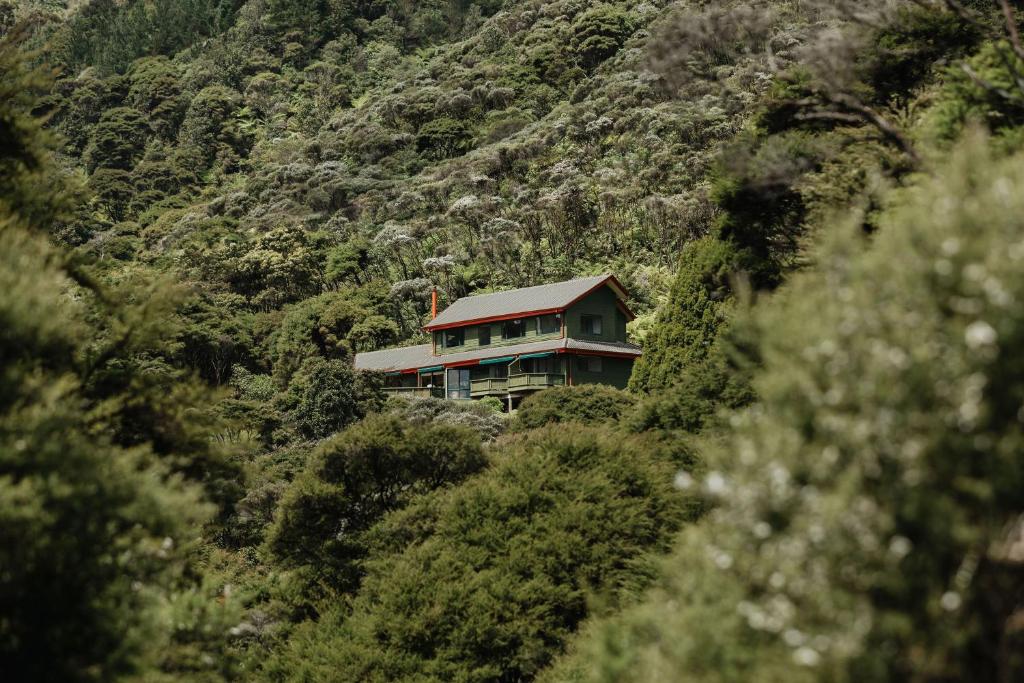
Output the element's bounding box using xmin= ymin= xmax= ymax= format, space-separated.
xmin=355 ymin=338 xmax=641 ymax=408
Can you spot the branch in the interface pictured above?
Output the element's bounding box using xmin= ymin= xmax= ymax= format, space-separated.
xmin=998 ymin=0 xmax=1024 ymax=63
xmin=960 ymin=62 xmax=1019 ymax=101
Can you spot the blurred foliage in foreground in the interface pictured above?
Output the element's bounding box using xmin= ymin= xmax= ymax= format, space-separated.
xmin=544 ymin=135 xmax=1024 ymax=682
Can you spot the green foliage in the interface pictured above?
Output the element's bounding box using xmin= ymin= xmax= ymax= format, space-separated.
xmin=385 ymin=395 xmax=507 ymax=441
xmin=628 ymin=237 xmax=739 ymax=393
xmin=416 ymin=116 xmax=473 ymax=159
xmin=283 ymin=356 xmax=382 ymax=440
xmin=559 ymin=135 xmax=1024 ymax=682
xmin=0 ymin=39 xmax=232 ymax=681
xmin=82 ymin=106 xmax=149 ymax=172
xmin=516 ymin=384 xmax=637 ymax=430
xmin=925 ymin=40 xmax=1024 ymax=146
xmin=628 ymin=336 xmax=755 ymax=434
xmin=179 ymin=85 xmax=249 ymax=169
xmin=270 ymin=426 xmax=698 ymax=682
xmin=571 ymin=4 xmax=635 ymax=71
xmin=266 ymin=414 xmax=487 ymax=598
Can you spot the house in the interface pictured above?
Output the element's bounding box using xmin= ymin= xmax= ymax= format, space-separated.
xmin=353 ymin=274 xmax=642 ymax=408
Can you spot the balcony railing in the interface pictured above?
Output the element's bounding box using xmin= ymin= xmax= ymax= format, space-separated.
xmin=383 ymin=386 xmax=444 ymax=399
xmin=470 ymin=378 xmax=508 ymax=397
xmin=507 ymin=373 xmax=565 ymax=391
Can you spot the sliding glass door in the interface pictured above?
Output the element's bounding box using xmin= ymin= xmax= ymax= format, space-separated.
xmin=446 ymin=368 xmax=471 ymax=399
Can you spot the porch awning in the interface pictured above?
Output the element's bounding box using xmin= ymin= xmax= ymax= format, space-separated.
xmin=418 ymin=365 xmax=444 ymax=373
xmin=480 ymin=356 xmax=515 ymax=365
xmin=518 ymin=352 xmax=554 ymax=360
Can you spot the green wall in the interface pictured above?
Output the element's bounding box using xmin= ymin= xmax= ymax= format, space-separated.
xmin=565 ymin=286 xmax=628 ymax=343
xmin=434 ymin=318 xmax=562 ymax=355
xmin=571 ymin=355 xmax=633 ymax=389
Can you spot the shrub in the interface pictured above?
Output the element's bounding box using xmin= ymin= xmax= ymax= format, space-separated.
xmin=268 ymin=425 xmax=699 ymax=682
xmin=266 ymin=414 xmax=487 ymax=598
xmin=516 ymin=384 xmax=637 ymax=431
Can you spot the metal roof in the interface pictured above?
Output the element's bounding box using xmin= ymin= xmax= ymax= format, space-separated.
xmin=424 ymin=274 xmax=626 ymax=330
xmin=353 ymin=338 xmax=641 ymax=373
xmin=353 ymin=344 xmax=434 ymax=372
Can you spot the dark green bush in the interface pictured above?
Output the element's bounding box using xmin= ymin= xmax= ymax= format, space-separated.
xmin=515 ymin=384 xmax=638 ymax=430
xmin=266 ymin=413 xmax=487 ymax=598
xmin=268 ymin=425 xmax=699 ymax=682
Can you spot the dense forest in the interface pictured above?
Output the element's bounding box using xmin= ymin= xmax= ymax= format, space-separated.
xmin=2 ymin=0 xmax=1024 ymax=680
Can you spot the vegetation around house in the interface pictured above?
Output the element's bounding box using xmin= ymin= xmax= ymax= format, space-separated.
xmin=2 ymin=0 xmax=1024 ymax=681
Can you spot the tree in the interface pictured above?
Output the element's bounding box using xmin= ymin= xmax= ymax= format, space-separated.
xmin=571 ymin=4 xmax=635 ymax=71
xmin=416 ymin=116 xmax=473 ymax=159
xmin=82 ymin=106 xmax=149 ymax=172
xmin=0 ymin=40 xmax=222 ymax=681
xmin=266 ymin=414 xmax=487 ymax=599
xmin=283 ymin=356 xmax=372 ymax=440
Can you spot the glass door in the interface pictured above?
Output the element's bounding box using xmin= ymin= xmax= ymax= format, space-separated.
xmin=447 ymin=368 xmax=471 ymax=399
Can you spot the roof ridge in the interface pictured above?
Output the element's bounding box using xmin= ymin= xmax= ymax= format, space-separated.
xmin=451 ymin=273 xmax=609 ymax=302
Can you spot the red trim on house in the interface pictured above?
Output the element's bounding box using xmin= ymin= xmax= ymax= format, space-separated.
xmin=400 ymin=368 xmax=418 ymax=374
xmin=556 ymin=349 xmax=641 ymax=360
xmin=444 ymin=359 xmax=484 ymax=368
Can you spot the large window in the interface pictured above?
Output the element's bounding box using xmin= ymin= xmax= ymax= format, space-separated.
xmin=539 ymin=313 xmax=562 ymax=335
xmin=478 ymin=325 xmax=491 ymax=346
xmin=577 ymin=355 xmax=603 ymax=372
xmin=503 ymin=318 xmax=526 ymax=339
xmin=444 ymin=328 xmax=465 ymax=348
xmin=581 ymin=314 xmax=603 ymax=336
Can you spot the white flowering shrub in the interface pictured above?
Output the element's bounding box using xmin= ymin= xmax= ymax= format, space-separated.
xmin=545 ymin=135 xmax=1024 ymax=682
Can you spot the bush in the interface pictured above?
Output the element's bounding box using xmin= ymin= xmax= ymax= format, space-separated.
xmin=266 ymin=414 xmax=487 ymax=598
xmin=387 ymin=395 xmax=507 ymax=441
xmin=516 ymin=384 xmax=637 ymax=430
xmin=268 ymin=425 xmax=699 ymax=682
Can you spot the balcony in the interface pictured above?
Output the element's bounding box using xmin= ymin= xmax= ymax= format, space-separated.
xmin=470 ymin=378 xmax=508 ymax=397
xmin=507 ymin=373 xmax=566 ymax=391
xmin=383 ymin=386 xmax=444 ymax=399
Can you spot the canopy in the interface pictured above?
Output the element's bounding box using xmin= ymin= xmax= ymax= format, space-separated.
xmin=418 ymin=365 xmax=444 ymax=374
xmin=480 ymin=356 xmax=515 ymax=365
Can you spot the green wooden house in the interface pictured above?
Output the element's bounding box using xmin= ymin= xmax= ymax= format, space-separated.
xmin=353 ymin=274 xmax=641 ymax=407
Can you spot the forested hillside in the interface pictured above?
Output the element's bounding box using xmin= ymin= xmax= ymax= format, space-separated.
xmin=2 ymin=0 xmax=1024 ymax=681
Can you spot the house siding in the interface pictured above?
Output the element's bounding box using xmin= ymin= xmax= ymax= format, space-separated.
xmin=571 ymin=355 xmax=633 ymax=389
xmin=565 ymin=286 xmax=628 ymax=343
xmin=434 ymin=320 xmax=563 ymax=355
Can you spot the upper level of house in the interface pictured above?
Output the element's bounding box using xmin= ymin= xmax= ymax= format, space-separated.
xmin=424 ymin=274 xmax=633 ymax=356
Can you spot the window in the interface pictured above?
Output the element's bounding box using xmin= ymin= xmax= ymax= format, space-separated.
xmin=539 ymin=313 xmax=562 ymax=335
xmin=444 ymin=328 xmax=465 ymax=348
xmin=447 ymin=368 xmax=471 ymax=399
xmin=577 ymin=356 xmax=603 ymax=372
xmin=478 ymin=325 xmax=491 ymax=346
xmin=503 ymin=318 xmax=526 ymax=339
xmin=581 ymin=314 xmax=603 ymax=336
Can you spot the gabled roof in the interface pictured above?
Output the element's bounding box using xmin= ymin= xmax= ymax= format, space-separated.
xmin=423 ymin=274 xmax=631 ymax=331
xmin=353 ymin=338 xmax=641 ymax=374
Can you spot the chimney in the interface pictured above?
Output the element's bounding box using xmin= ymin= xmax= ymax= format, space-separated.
xmin=431 ymin=287 xmax=438 ymax=320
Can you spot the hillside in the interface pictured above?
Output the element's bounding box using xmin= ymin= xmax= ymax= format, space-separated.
xmin=2 ymin=0 xmax=1024 ymax=681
